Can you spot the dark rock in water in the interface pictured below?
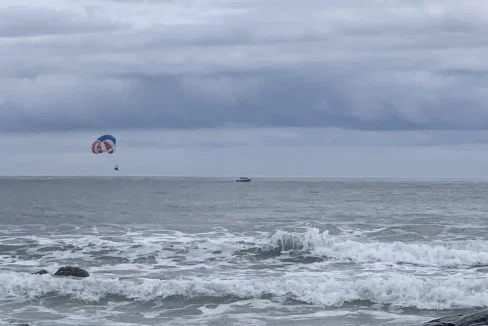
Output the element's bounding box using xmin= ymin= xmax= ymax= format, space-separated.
xmin=32 ymin=269 xmax=49 ymax=275
xmin=421 ymin=309 xmax=488 ymax=326
xmin=16 ymin=324 xmax=30 ymax=326
xmin=53 ymin=266 xmax=89 ymax=278
xmin=32 ymin=266 xmax=89 ymax=278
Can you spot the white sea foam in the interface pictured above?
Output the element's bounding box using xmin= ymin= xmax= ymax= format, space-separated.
xmin=3 ymin=226 xmax=488 ymax=279
xmin=0 ymin=269 xmax=487 ymax=310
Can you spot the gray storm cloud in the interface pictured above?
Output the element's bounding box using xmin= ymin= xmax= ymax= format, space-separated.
xmin=1 ymin=0 xmax=487 ymax=132
xmin=0 ymin=5 xmax=125 ymax=38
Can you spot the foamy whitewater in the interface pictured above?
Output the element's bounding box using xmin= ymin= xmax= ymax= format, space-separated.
xmin=1 ymin=177 xmax=488 ymax=326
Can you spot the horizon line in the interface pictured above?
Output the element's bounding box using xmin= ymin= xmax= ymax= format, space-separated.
xmin=0 ymin=175 xmax=487 ymax=181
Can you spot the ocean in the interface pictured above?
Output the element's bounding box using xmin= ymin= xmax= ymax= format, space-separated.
xmin=1 ymin=177 xmax=488 ymax=326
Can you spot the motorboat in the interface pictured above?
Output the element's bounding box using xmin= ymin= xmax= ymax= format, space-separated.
xmin=235 ymin=177 xmax=251 ymax=182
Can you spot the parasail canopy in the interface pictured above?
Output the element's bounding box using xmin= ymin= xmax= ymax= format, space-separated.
xmin=92 ymin=134 xmax=116 ymax=155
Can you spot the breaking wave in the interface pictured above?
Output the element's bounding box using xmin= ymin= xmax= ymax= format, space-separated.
xmin=249 ymin=228 xmax=488 ymax=268
xmin=2 ymin=270 xmax=488 ymax=310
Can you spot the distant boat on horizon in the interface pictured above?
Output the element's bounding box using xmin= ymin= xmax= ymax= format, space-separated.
xmin=235 ymin=177 xmax=251 ymax=182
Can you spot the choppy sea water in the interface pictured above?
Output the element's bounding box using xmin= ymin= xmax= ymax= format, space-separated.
xmin=1 ymin=177 xmax=488 ymax=326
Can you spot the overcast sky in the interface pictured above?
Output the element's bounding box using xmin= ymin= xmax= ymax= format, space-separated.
xmin=1 ymin=0 xmax=487 ymax=177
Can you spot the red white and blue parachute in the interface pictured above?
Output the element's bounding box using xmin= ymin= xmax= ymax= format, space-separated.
xmin=92 ymin=134 xmax=116 ymax=155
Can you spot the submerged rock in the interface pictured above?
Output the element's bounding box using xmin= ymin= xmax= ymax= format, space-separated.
xmin=32 ymin=269 xmax=49 ymax=275
xmin=421 ymin=309 xmax=488 ymax=326
xmin=54 ymin=266 xmax=89 ymax=278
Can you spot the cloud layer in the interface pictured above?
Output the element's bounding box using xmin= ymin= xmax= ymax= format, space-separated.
xmin=1 ymin=0 xmax=487 ymax=133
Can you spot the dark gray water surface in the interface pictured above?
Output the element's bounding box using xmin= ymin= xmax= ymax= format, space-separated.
xmin=1 ymin=177 xmax=488 ymax=325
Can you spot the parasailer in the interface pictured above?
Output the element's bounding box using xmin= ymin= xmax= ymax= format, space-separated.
xmin=92 ymin=134 xmax=119 ymax=171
